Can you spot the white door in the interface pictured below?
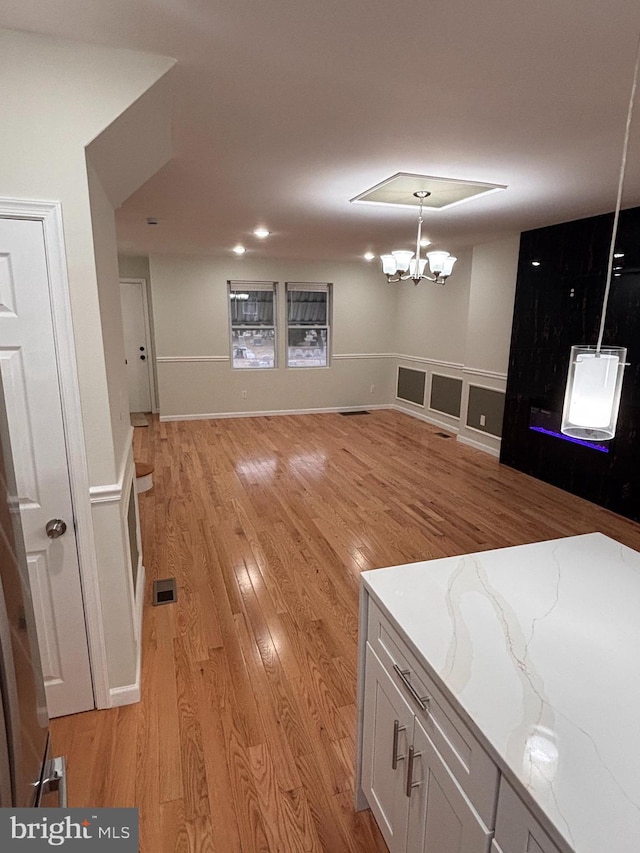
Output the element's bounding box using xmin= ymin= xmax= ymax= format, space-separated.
xmin=0 ymin=217 xmax=94 ymax=718
xmin=120 ymin=279 xmax=153 ymax=412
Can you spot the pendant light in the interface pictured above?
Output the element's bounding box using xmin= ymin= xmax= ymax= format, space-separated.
xmin=561 ymin=37 xmax=640 ymax=441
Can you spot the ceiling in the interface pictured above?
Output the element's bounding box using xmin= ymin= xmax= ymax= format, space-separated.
xmin=3 ymin=0 xmax=640 ymax=262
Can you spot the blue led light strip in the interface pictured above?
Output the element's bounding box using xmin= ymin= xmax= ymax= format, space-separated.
xmin=529 ymin=426 xmax=609 ymax=453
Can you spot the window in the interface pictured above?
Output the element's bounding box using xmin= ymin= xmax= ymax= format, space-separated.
xmin=228 ymin=281 xmax=277 ymax=368
xmin=286 ymin=283 xmax=331 ymax=368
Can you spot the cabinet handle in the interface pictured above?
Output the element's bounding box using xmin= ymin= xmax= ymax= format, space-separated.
xmin=392 ymin=719 xmax=406 ymax=769
xmin=405 ymin=745 xmax=422 ymax=797
xmin=393 ymin=664 xmax=430 ymax=711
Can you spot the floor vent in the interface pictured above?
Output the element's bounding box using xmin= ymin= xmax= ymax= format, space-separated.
xmin=339 ymin=410 xmax=370 ymax=416
xmin=152 ymin=577 xmax=178 ymax=606
xmin=435 ymin=432 xmax=453 ymax=439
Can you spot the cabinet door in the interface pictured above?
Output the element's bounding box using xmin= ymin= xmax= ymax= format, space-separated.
xmin=406 ymin=717 xmax=493 ymax=853
xmin=493 ymin=779 xmax=562 ymax=853
xmin=362 ymin=644 xmax=414 ymax=853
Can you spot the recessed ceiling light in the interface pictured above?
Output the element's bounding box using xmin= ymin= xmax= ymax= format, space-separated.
xmin=531 ymin=260 xmax=541 ymax=267
xmin=253 ymin=228 xmax=270 ymax=239
xmin=364 ymin=252 xmax=375 ymax=261
xmin=420 ymin=238 xmax=431 ymax=248
xmin=233 ymin=245 xmax=246 ymax=255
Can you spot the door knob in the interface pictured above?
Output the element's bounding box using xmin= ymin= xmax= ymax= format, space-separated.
xmin=45 ymin=519 xmax=67 ymax=539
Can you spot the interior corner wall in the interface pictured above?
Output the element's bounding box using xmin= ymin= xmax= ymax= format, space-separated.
xmin=391 ymin=237 xmax=520 ymax=455
xmin=148 ymin=254 xmax=398 ymax=419
xmin=391 ymin=248 xmax=472 ymax=433
xmin=0 ymin=27 xmax=174 ymax=486
xmin=87 ymin=163 xmax=131 ymax=470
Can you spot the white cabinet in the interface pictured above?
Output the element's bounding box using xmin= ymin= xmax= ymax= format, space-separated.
xmin=358 ymin=596 xmax=569 ymax=853
xmin=361 ymin=645 xmax=414 ymax=853
xmin=361 ymin=642 xmax=494 ymax=853
xmin=408 ymin=715 xmax=493 ymax=853
xmin=493 ymin=778 xmax=562 ymax=853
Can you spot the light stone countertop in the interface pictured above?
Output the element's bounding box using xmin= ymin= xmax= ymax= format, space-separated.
xmin=361 ymin=533 xmax=640 ymax=853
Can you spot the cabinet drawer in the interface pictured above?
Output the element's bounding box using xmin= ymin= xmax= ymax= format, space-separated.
xmin=367 ymin=598 xmax=499 ymax=827
xmin=494 ymin=778 xmax=562 ymax=853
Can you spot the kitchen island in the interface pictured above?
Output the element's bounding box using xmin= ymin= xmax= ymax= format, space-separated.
xmin=355 ymin=533 xmax=640 ymax=853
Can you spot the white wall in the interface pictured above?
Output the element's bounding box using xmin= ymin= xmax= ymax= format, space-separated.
xmin=464 ymin=235 xmax=521 ymax=373
xmin=0 ymin=28 xmax=175 ymax=698
xmin=87 ymin=163 xmax=131 ymax=465
xmin=391 ymin=237 xmax=520 ymax=454
xmin=149 ymin=254 xmax=398 ymax=418
xmin=394 ymin=247 xmax=473 ymax=366
xmin=0 ymin=27 xmax=174 ymax=484
xmin=144 ymin=239 xmax=521 ymax=450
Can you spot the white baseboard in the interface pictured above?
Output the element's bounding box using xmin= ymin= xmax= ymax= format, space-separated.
xmin=109 ymin=681 xmax=140 ymax=707
xmin=108 ymin=563 xmax=145 ymax=708
xmin=391 ymin=403 xmax=459 ymax=435
xmin=159 ymin=404 xmax=388 ymax=422
xmin=456 ymin=433 xmax=501 ymax=458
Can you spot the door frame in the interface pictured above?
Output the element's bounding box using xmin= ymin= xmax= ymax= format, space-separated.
xmin=0 ymin=197 xmax=110 ymax=709
xmin=120 ymin=277 xmax=158 ymax=413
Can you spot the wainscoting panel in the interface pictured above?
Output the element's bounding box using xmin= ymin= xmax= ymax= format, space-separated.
xmin=396 ymin=365 xmax=426 ymax=406
xmin=466 ymin=385 xmax=505 ymax=436
xmin=430 ymin=373 xmax=462 ymax=418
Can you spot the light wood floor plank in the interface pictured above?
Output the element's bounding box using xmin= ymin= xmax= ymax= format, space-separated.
xmin=51 ymin=410 xmax=640 ymax=852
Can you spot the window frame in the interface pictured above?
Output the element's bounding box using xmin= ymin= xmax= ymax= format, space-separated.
xmin=285 ymin=282 xmax=332 ymax=369
xmin=228 ymin=280 xmax=278 ymax=370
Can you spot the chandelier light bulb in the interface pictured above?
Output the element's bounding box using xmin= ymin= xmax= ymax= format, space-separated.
xmin=364 ymin=252 xmax=375 ymax=261
xmin=233 ymin=245 xmax=246 ymax=255
xmin=253 ymin=228 xmax=270 ymax=239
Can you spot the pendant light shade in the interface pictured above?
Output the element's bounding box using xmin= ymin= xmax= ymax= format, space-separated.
xmin=561 ymin=345 xmax=627 ymax=440
xmin=559 ymin=34 xmax=639 ymax=441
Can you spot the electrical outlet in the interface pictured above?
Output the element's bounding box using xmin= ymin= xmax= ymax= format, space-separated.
xmin=479 ymin=414 xmax=486 ymax=427
xmin=370 ymin=384 xmax=375 ymax=394
xmin=241 ymin=390 xmax=247 ymax=399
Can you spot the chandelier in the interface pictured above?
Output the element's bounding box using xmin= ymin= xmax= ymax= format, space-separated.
xmin=380 ymin=191 xmax=457 ymax=285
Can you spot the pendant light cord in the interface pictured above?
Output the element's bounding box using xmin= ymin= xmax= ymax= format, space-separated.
xmin=597 ymin=34 xmax=640 ymax=352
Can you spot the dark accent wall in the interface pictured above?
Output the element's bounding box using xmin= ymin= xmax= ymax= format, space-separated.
xmin=501 ymin=207 xmax=640 ymax=522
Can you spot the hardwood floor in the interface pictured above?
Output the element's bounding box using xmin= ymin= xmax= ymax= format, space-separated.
xmin=51 ymin=411 xmax=640 ymax=852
